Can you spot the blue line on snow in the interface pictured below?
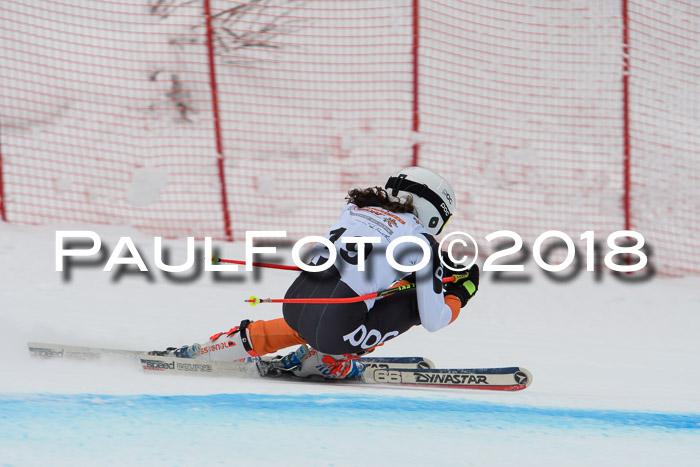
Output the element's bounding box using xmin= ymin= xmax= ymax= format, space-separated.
xmin=0 ymin=393 xmax=698 ymax=432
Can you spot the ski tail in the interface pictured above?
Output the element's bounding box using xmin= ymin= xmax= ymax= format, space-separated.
xmin=27 ymin=342 xmax=434 ymax=370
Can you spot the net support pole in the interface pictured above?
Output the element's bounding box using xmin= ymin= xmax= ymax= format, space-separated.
xmin=0 ymin=123 xmax=6 ymax=222
xmin=411 ymin=0 xmax=420 ymax=167
xmin=621 ymin=0 xmax=632 ymax=232
xmin=204 ymin=0 xmax=233 ymax=241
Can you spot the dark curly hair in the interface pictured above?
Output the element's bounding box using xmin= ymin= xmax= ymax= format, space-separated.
xmin=345 ymin=186 xmax=416 ymax=214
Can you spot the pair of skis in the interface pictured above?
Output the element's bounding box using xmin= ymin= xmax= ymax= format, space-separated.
xmin=27 ymin=342 xmax=532 ymax=391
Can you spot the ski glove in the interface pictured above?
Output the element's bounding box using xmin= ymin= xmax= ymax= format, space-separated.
xmin=440 ymin=250 xmax=461 ymax=278
xmin=444 ymin=264 xmax=479 ymax=308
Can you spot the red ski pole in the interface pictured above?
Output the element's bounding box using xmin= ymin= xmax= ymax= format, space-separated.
xmin=213 ymin=256 xmax=301 ymax=271
xmin=211 ymin=255 xmax=462 ymax=306
xmin=246 ymin=277 xmax=458 ymax=306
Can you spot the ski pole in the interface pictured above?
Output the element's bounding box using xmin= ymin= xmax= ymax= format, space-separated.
xmin=211 ymin=255 xmax=301 ymax=271
xmin=246 ymin=276 xmax=459 ymax=306
xmin=211 ymin=255 xmax=466 ymax=306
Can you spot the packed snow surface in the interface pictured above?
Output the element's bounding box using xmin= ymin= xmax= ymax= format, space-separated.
xmin=1 ymin=223 xmax=699 ymax=466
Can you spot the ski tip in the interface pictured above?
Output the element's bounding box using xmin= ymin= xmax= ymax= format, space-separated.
xmin=514 ymin=368 xmax=533 ymax=388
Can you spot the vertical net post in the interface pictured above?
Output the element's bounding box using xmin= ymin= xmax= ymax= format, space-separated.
xmin=621 ymin=0 xmax=632 ymax=233
xmin=204 ymin=0 xmax=232 ymax=241
xmin=412 ymin=0 xmax=421 ymax=167
xmin=0 ymin=123 xmax=5 ymax=222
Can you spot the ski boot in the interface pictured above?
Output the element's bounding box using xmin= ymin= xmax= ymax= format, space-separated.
xmin=196 ymin=319 xmax=260 ymax=362
xmin=149 ymin=320 xmax=259 ymax=362
xmin=270 ymin=344 xmax=365 ymax=379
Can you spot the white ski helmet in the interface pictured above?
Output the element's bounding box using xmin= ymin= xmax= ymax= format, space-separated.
xmin=385 ymin=166 xmax=456 ymax=235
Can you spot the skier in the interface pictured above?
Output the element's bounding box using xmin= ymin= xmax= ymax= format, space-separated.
xmin=157 ymin=167 xmax=479 ymax=379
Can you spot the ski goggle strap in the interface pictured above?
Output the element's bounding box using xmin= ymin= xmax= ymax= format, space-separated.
xmin=385 ymin=175 xmax=452 ymax=224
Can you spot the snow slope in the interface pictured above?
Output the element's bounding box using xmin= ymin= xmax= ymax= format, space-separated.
xmin=1 ymin=222 xmax=699 ymax=465
xmin=2 ymin=393 xmax=699 ymax=467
